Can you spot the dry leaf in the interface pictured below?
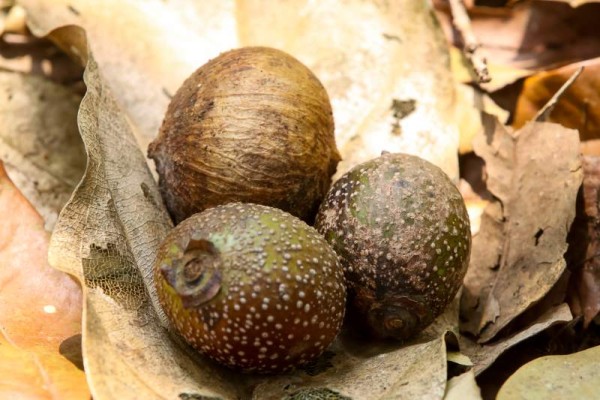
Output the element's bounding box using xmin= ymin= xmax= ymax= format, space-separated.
xmin=513 ymin=59 xmax=600 ymax=141
xmin=253 ymin=336 xmax=449 ymax=399
xmin=0 ymin=30 xmax=84 ymax=84
xmin=20 ymin=0 xmax=462 ymax=180
xmin=497 ymin=344 xmax=600 ymax=399
xmin=0 ymin=162 xmax=88 ymax=399
xmin=566 ymin=155 xmax=600 ymax=326
xmin=253 ymin=296 xmax=460 ymax=399
xmin=47 ymin=41 xmax=242 ymax=399
xmin=436 ymin=1 xmax=600 ymax=72
xmin=460 ymin=115 xmax=582 ymax=342
xmin=459 ymin=303 xmax=572 ymax=376
xmin=0 ymin=70 xmax=85 ymax=231
xmin=443 ymin=370 xmax=481 ymax=400
xmin=454 ymin=82 xmax=509 ymax=154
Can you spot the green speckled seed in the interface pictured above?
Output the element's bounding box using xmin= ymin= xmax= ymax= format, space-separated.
xmin=155 ymin=203 xmax=346 ymax=373
xmin=315 ymin=153 xmax=471 ymax=340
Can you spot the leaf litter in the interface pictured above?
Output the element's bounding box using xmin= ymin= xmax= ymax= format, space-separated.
xmin=5 ymin=0 xmax=597 ymax=398
xmin=17 ymin=0 xmax=473 ymax=398
xmin=460 ymin=114 xmax=582 ymax=343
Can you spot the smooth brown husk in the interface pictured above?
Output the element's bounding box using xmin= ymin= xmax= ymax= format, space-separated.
xmin=148 ymin=47 xmax=340 ymax=224
xmin=315 ymin=153 xmax=471 ymax=341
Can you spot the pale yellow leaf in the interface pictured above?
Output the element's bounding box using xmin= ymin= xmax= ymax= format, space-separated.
xmin=497 ymin=345 xmax=600 ymax=400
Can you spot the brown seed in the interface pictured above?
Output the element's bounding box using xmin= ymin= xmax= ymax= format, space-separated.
xmin=315 ymin=153 xmax=471 ymax=341
xmin=154 ymin=203 xmax=346 ymax=373
xmin=148 ymin=46 xmax=340 ymax=224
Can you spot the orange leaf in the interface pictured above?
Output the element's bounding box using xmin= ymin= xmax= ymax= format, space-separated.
xmin=0 ymin=162 xmax=89 ymax=399
xmin=513 ymin=59 xmax=600 ymax=141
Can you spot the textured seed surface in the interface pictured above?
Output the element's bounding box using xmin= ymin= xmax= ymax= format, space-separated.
xmin=148 ymin=46 xmax=340 ymax=224
xmin=154 ymin=203 xmax=346 ymax=373
xmin=315 ymin=153 xmax=471 ymax=340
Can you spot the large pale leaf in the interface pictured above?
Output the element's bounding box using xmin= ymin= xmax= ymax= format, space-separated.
xmin=20 ymin=0 xmax=461 ymax=179
xmin=460 ymin=115 xmax=582 ymax=342
xmin=497 ymin=344 xmax=600 ymax=400
xmin=0 ymin=162 xmax=88 ymax=399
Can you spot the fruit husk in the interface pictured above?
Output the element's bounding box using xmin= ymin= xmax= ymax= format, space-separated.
xmin=148 ymin=47 xmax=341 ymax=224
xmin=315 ymin=153 xmax=471 ymax=340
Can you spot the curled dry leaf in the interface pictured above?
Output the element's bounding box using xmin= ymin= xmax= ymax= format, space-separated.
xmin=566 ymin=155 xmax=600 ymax=326
xmin=0 ymin=162 xmax=88 ymax=399
xmin=460 ymin=114 xmax=582 ymax=343
xmin=21 ymin=0 xmax=462 ymax=179
xmin=513 ymin=59 xmax=600 ymax=141
xmin=47 ymin=36 xmax=242 ymax=399
xmin=459 ymin=303 xmax=573 ymax=376
xmin=0 ymin=70 xmax=85 ymax=231
xmin=497 ymin=343 xmax=600 ymax=400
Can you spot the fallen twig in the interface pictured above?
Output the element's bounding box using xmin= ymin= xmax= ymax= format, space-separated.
xmin=448 ymin=0 xmax=491 ymax=84
xmin=535 ymin=66 xmax=584 ymax=122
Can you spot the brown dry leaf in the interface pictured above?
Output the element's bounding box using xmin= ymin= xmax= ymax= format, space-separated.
xmin=436 ymin=1 xmax=600 ymax=85
xmin=460 ymin=114 xmax=582 ymax=343
xmin=513 ymin=59 xmax=600 ymax=141
xmin=20 ymin=0 xmax=462 ymax=180
xmin=0 ymin=70 xmax=85 ymax=231
xmin=459 ymin=303 xmax=573 ymax=376
xmin=497 ymin=343 xmax=600 ymax=400
xmin=0 ymin=162 xmax=88 ymax=399
xmin=566 ymin=155 xmax=600 ymax=326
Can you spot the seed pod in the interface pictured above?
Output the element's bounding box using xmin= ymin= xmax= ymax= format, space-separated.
xmin=154 ymin=203 xmax=346 ymax=373
xmin=148 ymin=46 xmax=340 ymax=224
xmin=315 ymin=153 xmax=471 ymax=340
